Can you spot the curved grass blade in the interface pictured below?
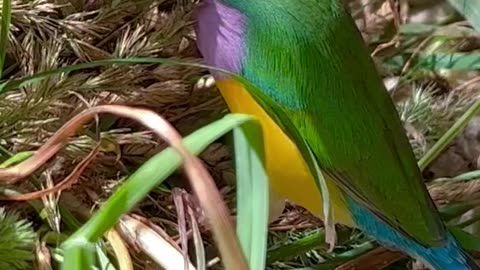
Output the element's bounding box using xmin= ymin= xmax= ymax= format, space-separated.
xmin=420 ymin=53 xmax=480 ymax=71
xmin=0 ymin=57 xmax=268 ymax=270
xmin=419 ymin=99 xmax=480 ymax=170
xmin=449 ymin=226 xmax=480 ymax=251
xmin=61 ymin=113 xmax=268 ymax=270
xmin=0 ymin=151 xmax=34 ymax=169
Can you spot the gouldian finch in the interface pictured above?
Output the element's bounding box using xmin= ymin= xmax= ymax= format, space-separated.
xmin=195 ymin=0 xmax=479 ymax=269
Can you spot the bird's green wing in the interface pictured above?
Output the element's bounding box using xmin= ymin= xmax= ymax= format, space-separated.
xmin=236 ymin=0 xmax=446 ymax=247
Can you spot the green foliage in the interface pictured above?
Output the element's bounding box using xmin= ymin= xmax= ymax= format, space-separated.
xmin=59 ymin=113 xmax=269 ymax=270
xmin=0 ymin=208 xmax=36 ymax=270
xmin=446 ymin=0 xmax=480 ymax=30
xmin=234 ymin=119 xmax=269 ymax=270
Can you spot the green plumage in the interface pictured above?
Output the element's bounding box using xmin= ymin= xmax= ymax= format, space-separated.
xmin=224 ymin=0 xmax=445 ymax=247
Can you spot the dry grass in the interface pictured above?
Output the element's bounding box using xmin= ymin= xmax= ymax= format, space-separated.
xmin=1 ymin=2 xmax=227 ymax=268
xmin=1 ymin=0 xmax=226 ymax=195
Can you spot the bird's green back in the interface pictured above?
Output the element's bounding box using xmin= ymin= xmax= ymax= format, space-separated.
xmin=223 ymin=0 xmax=446 ymax=247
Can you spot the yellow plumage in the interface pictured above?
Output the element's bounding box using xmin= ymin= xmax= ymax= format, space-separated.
xmin=216 ymin=79 xmax=354 ymax=226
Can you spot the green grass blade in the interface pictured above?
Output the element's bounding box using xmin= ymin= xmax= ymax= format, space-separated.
xmin=61 ymin=113 xmax=263 ymax=269
xmin=234 ymin=118 xmax=269 ymax=270
xmin=267 ymin=230 xmax=326 ymax=264
xmin=446 ymin=0 xmax=480 ymax=31
xmin=0 ymin=151 xmax=34 ymax=169
xmin=420 ymin=53 xmax=480 ymax=71
xmin=440 ymin=202 xmax=479 ymax=222
xmin=96 ymin=244 xmax=117 ymax=270
xmin=60 ymin=240 xmax=96 ymax=270
xmin=387 ymin=53 xmax=480 ymax=71
xmin=1 ymin=57 xmax=267 ymax=270
xmin=434 ymin=170 xmax=480 ymax=183
xmin=0 ymin=0 xmax=11 ymax=79
xmin=419 ymin=99 xmax=480 ymax=170
xmin=449 ymin=226 xmax=480 ymax=251
xmin=68 ymin=113 xmax=255 ymax=241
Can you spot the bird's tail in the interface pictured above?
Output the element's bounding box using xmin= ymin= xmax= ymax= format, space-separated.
xmin=419 ymin=234 xmax=479 ymax=270
xmin=347 ymin=198 xmax=478 ymax=270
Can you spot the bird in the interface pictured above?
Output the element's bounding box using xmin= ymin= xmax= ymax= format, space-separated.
xmin=195 ymin=0 xmax=479 ymax=269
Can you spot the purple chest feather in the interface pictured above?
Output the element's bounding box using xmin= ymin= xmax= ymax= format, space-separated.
xmin=195 ymin=0 xmax=246 ymax=77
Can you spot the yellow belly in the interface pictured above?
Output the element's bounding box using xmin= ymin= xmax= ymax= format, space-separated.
xmin=216 ymin=80 xmax=354 ymax=226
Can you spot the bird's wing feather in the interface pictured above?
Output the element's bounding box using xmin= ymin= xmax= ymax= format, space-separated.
xmin=235 ymin=0 xmax=446 ymax=247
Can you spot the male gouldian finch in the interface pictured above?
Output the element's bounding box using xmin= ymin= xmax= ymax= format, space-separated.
xmin=195 ymin=0 xmax=479 ymax=269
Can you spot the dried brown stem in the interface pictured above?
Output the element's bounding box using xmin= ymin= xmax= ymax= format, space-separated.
xmin=1 ymin=144 xmax=100 ymax=201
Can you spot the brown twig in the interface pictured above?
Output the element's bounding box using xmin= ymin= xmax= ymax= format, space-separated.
xmin=387 ymin=0 xmax=401 ymax=31
xmin=429 ymin=180 xmax=480 ymax=205
xmin=173 ymin=188 xmax=190 ymax=270
xmin=400 ymin=35 xmax=434 ymax=75
xmin=0 ymin=144 xmax=100 ymax=201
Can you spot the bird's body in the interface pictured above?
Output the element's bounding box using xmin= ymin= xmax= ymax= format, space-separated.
xmin=195 ymin=0 xmax=479 ymax=269
xmin=216 ymin=79 xmax=354 ymax=226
